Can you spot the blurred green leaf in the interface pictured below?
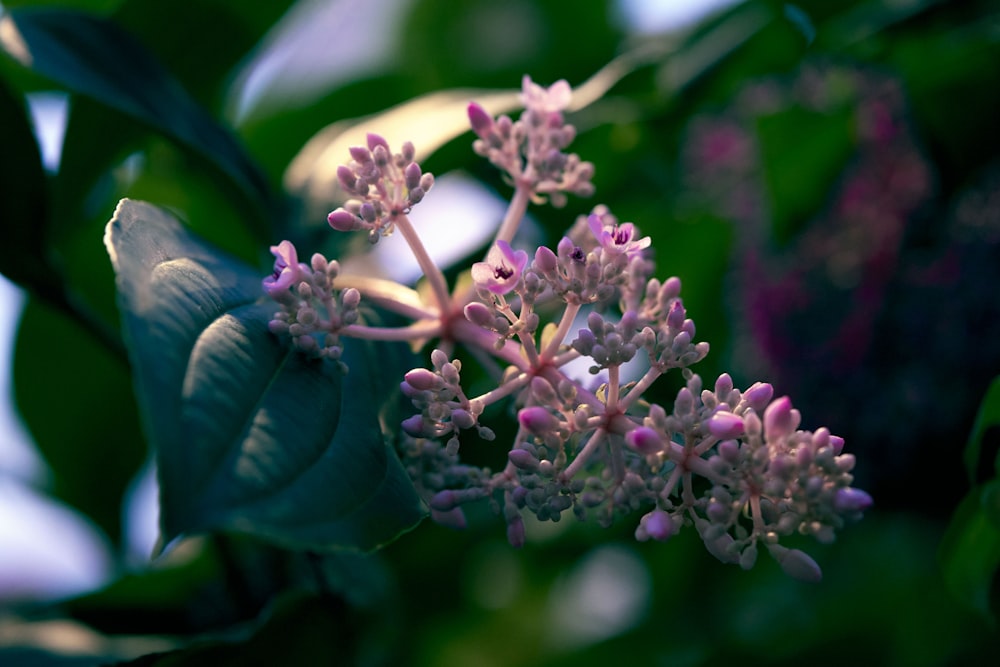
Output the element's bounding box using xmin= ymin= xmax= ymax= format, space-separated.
xmin=0 ymin=71 xmax=52 ymax=291
xmin=963 ymin=376 xmax=1000 ymax=484
xmin=756 ymin=104 xmax=855 ymax=245
xmin=0 ymin=7 xmax=275 ymax=230
xmin=13 ymin=296 xmax=145 ymax=543
xmin=117 ymin=593 xmax=355 ymax=666
xmin=940 ymin=485 xmax=1000 ymax=620
xmin=105 ymin=199 xmax=425 ymax=553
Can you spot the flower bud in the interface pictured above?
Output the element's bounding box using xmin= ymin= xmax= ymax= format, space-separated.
xmin=404 ymin=162 xmax=422 ymax=190
xmin=467 ymin=102 xmax=494 ymax=138
xmin=626 ymin=426 xmax=662 ymax=455
xmin=401 ymin=414 xmax=426 ymax=437
xmin=431 ymin=507 xmax=467 ymax=530
xmin=763 ymin=396 xmax=798 ymax=440
xmin=328 ymin=209 xmax=360 ymax=232
xmin=518 ymin=406 xmax=559 ymax=434
xmin=506 ymin=515 xmax=526 ymax=548
xmin=464 ymin=301 xmax=495 ymax=328
xmin=833 ymin=487 xmax=873 ymax=513
xmin=534 ymin=245 xmax=558 ymax=273
xmin=508 ymin=449 xmax=539 ymax=471
xmin=404 ymin=368 xmax=442 ymax=391
xmin=744 ymin=382 xmax=774 ymax=412
xmin=707 ymin=411 xmax=745 ymax=439
xmin=768 ymin=544 xmax=822 ymax=582
xmin=451 ymin=408 xmax=476 ymax=430
xmin=641 ymin=509 xmax=674 ymax=542
xmin=366 ymin=132 xmax=389 ymax=152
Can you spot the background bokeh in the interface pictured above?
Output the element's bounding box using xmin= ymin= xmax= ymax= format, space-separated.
xmin=2 ymin=0 xmax=1000 ymax=664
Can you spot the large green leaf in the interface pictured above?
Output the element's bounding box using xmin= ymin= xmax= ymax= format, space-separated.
xmin=963 ymin=376 xmax=1000 ymax=485
xmin=0 ymin=72 xmax=52 ymax=291
xmin=0 ymin=7 xmax=275 ymax=226
xmin=105 ymin=199 xmax=425 ymax=553
xmin=13 ymin=296 xmax=146 ymax=543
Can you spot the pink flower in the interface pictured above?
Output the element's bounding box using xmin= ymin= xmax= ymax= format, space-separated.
xmin=520 ymin=75 xmax=572 ymax=114
xmin=587 ymin=214 xmax=651 ymax=257
xmin=262 ymin=240 xmax=303 ymax=296
xmin=471 ymin=240 xmax=528 ymax=295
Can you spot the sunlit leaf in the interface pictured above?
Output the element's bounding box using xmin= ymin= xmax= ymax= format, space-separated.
xmin=105 ymin=199 xmax=425 ymax=553
xmin=285 ymin=43 xmax=675 ymax=218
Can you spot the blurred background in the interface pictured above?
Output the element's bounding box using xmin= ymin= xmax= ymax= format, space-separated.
xmin=2 ymin=0 xmax=1000 ymax=664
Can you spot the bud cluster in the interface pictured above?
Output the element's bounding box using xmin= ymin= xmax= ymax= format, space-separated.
xmin=468 ymin=76 xmax=594 ymax=207
xmin=262 ymin=240 xmax=359 ymax=362
xmin=262 ymin=75 xmax=870 ymax=580
xmin=326 ymin=133 xmax=435 ymax=244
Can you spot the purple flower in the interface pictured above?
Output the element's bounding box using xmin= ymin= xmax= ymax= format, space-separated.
xmin=471 ymin=240 xmax=528 ymax=295
xmin=587 ymin=214 xmax=651 ymax=257
xmin=262 ymin=240 xmax=303 ymax=297
xmin=520 ymin=75 xmax=571 ymax=114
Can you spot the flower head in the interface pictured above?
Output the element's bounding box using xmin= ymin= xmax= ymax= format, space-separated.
xmin=520 ymin=75 xmax=572 ymax=115
xmin=587 ymin=214 xmax=651 ymax=257
xmin=472 ymin=240 xmax=529 ymax=295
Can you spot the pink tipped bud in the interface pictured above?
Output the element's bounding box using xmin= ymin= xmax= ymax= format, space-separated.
xmin=830 ymin=434 xmax=845 ymax=455
xmin=403 ymin=368 xmax=442 ymax=391
xmin=508 ymin=449 xmax=539 ymax=471
xmin=328 ymin=209 xmax=360 ymax=232
xmin=768 ymin=544 xmax=823 ymax=583
xmin=467 ymin=102 xmax=494 ymax=138
xmin=626 ymin=426 xmax=663 ymax=455
xmin=464 ymin=302 xmax=495 ymax=328
xmin=744 ymin=382 xmax=774 ymax=412
xmin=349 ymin=145 xmax=372 ymax=164
xmin=401 ymin=414 xmax=426 ymax=437
xmin=763 ymin=396 xmax=799 ymax=440
xmin=518 ymin=406 xmax=559 ymax=435
xmin=638 ymin=509 xmax=674 ymax=542
xmin=451 ymin=409 xmax=476 ymax=430
xmin=506 ymin=515 xmax=526 ymax=548
xmin=833 ymin=488 xmax=872 ymax=513
xmin=666 ymin=300 xmax=686 ymax=330
xmin=429 ymin=490 xmax=458 ymax=512
xmin=534 ymin=245 xmax=558 ymax=273
xmin=366 ymin=132 xmax=389 ymax=152
xmin=431 ymin=507 xmax=467 ymax=530
xmin=707 ymin=411 xmax=745 ymax=439
xmin=404 ymin=162 xmax=422 ymax=190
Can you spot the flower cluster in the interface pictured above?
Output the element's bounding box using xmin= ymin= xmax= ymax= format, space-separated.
xmin=263 ymin=76 xmax=871 ymax=580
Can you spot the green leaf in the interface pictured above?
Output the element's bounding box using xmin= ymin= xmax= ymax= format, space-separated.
xmin=0 ymin=7 xmax=275 ymax=226
xmin=963 ymin=376 xmax=1000 ymax=485
xmin=0 ymin=71 xmax=52 ymax=291
xmin=756 ymin=103 xmax=856 ymax=246
xmin=13 ymin=296 xmax=146 ymax=543
xmin=105 ymin=199 xmax=425 ymax=553
xmin=939 ymin=483 xmax=1000 ymax=620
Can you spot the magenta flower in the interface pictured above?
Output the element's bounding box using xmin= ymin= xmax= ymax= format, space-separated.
xmin=471 ymin=240 xmax=528 ymax=295
xmin=262 ymin=240 xmax=303 ymax=296
xmin=520 ymin=75 xmax=572 ymax=114
xmin=587 ymin=214 xmax=651 ymax=257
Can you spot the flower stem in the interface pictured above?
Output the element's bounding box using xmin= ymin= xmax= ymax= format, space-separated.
xmin=393 ymin=213 xmax=452 ymax=314
xmin=495 ymin=183 xmax=532 ymax=245
xmin=541 ymin=302 xmax=580 ymax=362
xmin=341 ymin=320 xmax=443 ymax=342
